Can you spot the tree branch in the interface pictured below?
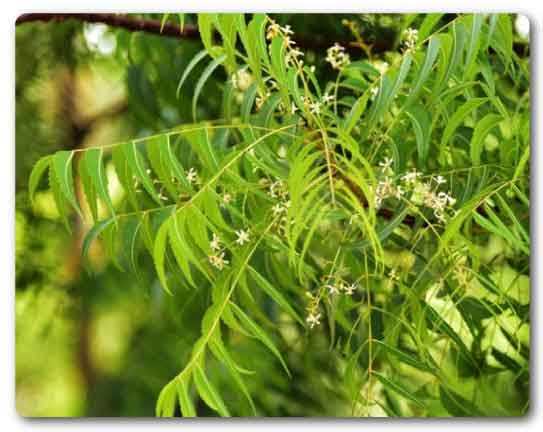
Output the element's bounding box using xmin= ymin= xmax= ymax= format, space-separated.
xmin=15 ymin=13 xmax=381 ymax=55
xmin=16 ymin=13 xmax=200 ymax=39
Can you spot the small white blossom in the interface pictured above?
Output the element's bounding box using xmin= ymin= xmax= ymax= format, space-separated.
xmin=401 ymin=169 xmax=422 ymax=184
xmin=210 ymin=233 xmax=221 ymax=252
xmin=373 ymin=61 xmax=389 ymax=75
xmin=379 ymin=157 xmax=394 ymax=173
xmin=326 ymin=284 xmax=340 ymax=296
xmin=282 ymin=24 xmax=294 ymax=36
xmin=272 ymin=203 xmax=286 ymax=215
xmin=222 ymin=192 xmax=232 ymax=206
xmin=388 ymin=268 xmax=400 ymax=282
xmin=343 ymin=283 xmax=357 ymax=295
xmin=306 ymin=312 xmax=321 ymax=329
xmin=322 ymin=92 xmax=335 ymax=104
xmin=286 ymin=47 xmax=304 ymax=65
xmin=434 ymin=175 xmax=447 ymax=185
xmin=186 ymin=167 xmax=198 ymax=183
xmin=309 ymin=101 xmax=322 ymax=115
xmin=235 ymin=229 xmax=250 ymax=246
xmin=266 ymin=20 xmax=281 ymax=39
xmin=209 ymin=252 xmax=229 ymax=270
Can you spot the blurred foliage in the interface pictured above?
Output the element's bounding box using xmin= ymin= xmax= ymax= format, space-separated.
xmin=17 ymin=13 xmax=530 ymax=417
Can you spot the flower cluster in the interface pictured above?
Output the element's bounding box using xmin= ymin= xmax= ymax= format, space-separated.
xmin=305 ymin=274 xmax=359 ymax=330
xmin=208 ymin=233 xmax=229 ymax=270
xmin=305 ymin=291 xmax=322 ymax=329
xmin=207 ymin=227 xmax=251 ymax=271
xmin=373 ymin=160 xmax=457 ymax=224
xmin=266 ymin=19 xmax=293 ymax=40
xmin=325 ymin=43 xmax=351 ymax=70
xmin=403 ymin=28 xmax=419 ymax=52
xmin=266 ymin=19 xmax=304 ymax=68
xmin=263 ymin=179 xmax=291 ymax=235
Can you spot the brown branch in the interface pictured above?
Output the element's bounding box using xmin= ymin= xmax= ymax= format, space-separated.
xmin=16 ymin=13 xmax=200 ymax=39
xmin=15 ymin=13 xmax=386 ymax=55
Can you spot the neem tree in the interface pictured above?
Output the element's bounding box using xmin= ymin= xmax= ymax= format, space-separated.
xmin=29 ymin=13 xmax=530 ymax=416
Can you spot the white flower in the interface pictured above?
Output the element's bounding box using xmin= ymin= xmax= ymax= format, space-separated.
xmin=209 ymin=252 xmax=229 ymax=270
xmin=401 ymin=169 xmax=421 ymax=184
xmin=266 ymin=20 xmax=281 ymax=39
xmin=282 ymin=24 xmax=294 ymax=36
xmin=388 ymin=268 xmax=400 ymax=282
xmin=306 ymin=312 xmax=321 ymax=329
xmin=403 ymin=28 xmax=419 ymax=51
xmin=322 ymin=92 xmax=335 ymax=104
xmin=373 ymin=61 xmax=389 ymax=75
xmin=235 ymin=229 xmax=250 ymax=246
xmin=326 ymin=284 xmax=340 ymax=295
xmin=291 ymin=102 xmax=299 ymax=114
xmin=186 ymin=167 xmax=198 ymax=183
xmin=343 ymin=283 xmax=357 ymax=295
xmin=326 ymin=43 xmax=350 ymax=70
xmin=210 ymin=233 xmax=221 ymax=252
xmin=379 ymin=157 xmax=394 ymax=172
xmin=286 ymin=47 xmax=304 ymax=64
xmin=272 ymin=203 xmax=286 ymax=215
xmin=370 ymin=86 xmax=379 ymax=98
xmin=222 ymin=192 xmax=232 ymax=206
xmin=434 ymin=175 xmax=447 ymax=185
xmin=309 ymin=101 xmax=322 ymax=115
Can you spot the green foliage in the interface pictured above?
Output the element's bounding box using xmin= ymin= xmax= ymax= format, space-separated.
xmin=28 ymin=13 xmax=530 ymax=417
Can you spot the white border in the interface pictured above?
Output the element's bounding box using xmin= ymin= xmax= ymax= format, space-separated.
xmin=3 ymin=1 xmax=541 ymax=431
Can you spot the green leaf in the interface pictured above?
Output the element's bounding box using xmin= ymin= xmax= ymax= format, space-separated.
xmin=197 ymin=14 xmax=220 ymax=58
xmin=405 ymin=35 xmax=440 ymax=107
xmin=343 ymin=90 xmax=370 ymax=135
xmin=405 ymin=104 xmax=432 ymax=165
xmin=78 ymin=156 xmax=98 ymax=222
xmin=369 ymin=53 xmax=412 ymax=125
xmin=176 ymin=49 xmax=209 ymax=98
xmin=230 ymin=302 xmax=291 ymax=377
xmin=28 ymin=155 xmax=51 ymax=205
xmin=424 ymin=302 xmax=478 ymax=371
xmin=153 ymin=215 xmax=173 ymax=295
xmin=176 ymin=377 xmax=196 ymax=417
xmin=248 ymin=267 xmax=303 ymax=325
xmin=84 ymin=147 xmax=116 ymax=217
xmin=81 ymin=217 xmax=115 ymax=265
xmin=155 ymin=381 xmax=177 ymax=417
xmin=123 ymin=141 xmax=162 ymax=205
xmin=193 ymin=364 xmax=230 ymax=416
xmin=440 ymin=98 xmax=488 ymax=150
xmin=464 ymin=14 xmax=484 ymax=80
xmin=374 ymin=340 xmax=435 ymax=374
xmin=374 ymin=372 xmax=426 ymax=408
xmin=193 ymin=55 xmax=227 ymax=121
xmin=209 ymin=332 xmax=256 ymax=414
xmin=439 ymin=386 xmax=484 ymax=416
xmin=52 ymin=150 xmax=81 ymax=216
xmin=470 ymin=113 xmax=502 ymax=165
xmin=418 ymin=13 xmax=444 ymax=41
